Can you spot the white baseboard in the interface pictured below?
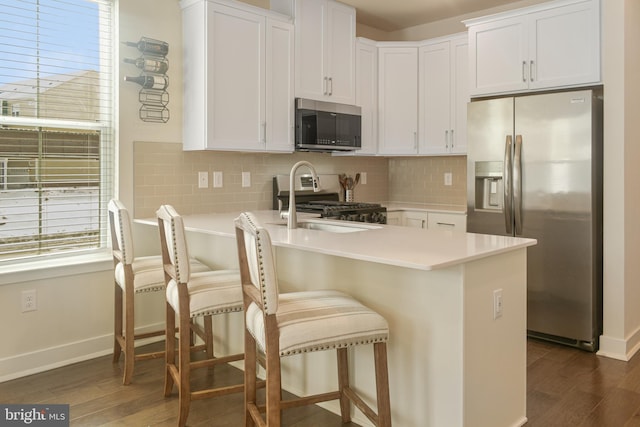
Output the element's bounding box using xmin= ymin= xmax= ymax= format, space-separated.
xmin=598 ymin=326 xmax=640 ymax=361
xmin=0 ymin=322 xmax=165 ymax=383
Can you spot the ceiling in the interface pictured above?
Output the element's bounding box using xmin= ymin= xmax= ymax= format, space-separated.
xmin=337 ymin=0 xmax=537 ymax=32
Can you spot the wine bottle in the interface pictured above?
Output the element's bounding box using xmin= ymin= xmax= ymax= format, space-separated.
xmin=123 ymin=57 xmax=169 ymax=74
xmin=123 ymin=37 xmax=169 ymax=57
xmin=124 ymin=75 xmax=169 ymax=90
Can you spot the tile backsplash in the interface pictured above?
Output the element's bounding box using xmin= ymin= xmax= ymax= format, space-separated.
xmin=388 ymin=156 xmax=467 ymax=206
xmin=133 ymin=142 xmax=467 ymax=218
xmin=133 ymin=141 xmax=389 ymax=218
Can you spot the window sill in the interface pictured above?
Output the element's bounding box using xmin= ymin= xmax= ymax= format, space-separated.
xmin=0 ymin=251 xmax=113 ymax=286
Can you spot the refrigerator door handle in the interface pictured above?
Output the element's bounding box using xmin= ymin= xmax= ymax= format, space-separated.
xmin=514 ymin=135 xmax=523 ymax=235
xmin=504 ymin=135 xmax=513 ymax=234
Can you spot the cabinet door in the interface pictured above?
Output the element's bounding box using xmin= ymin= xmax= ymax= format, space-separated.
xmin=207 ymin=3 xmax=264 ymax=150
xmin=326 ymin=0 xmax=356 ymax=104
xmin=450 ymin=37 xmax=468 ymax=154
xmin=427 ymin=212 xmax=466 ymax=232
xmin=293 ymin=0 xmax=326 ymax=100
xmin=468 ymin=16 xmax=528 ymax=96
xmin=403 ymin=211 xmax=428 ymax=228
xmin=265 ymin=19 xmax=294 ymax=152
xmin=377 ymin=47 xmax=418 ymax=155
xmin=419 ymin=41 xmax=451 ymax=155
xmin=355 ymin=39 xmax=377 ymax=155
xmin=528 ymin=0 xmax=600 ymax=90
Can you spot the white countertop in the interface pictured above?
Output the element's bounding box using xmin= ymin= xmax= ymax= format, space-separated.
xmin=136 ymin=210 xmax=535 ymax=271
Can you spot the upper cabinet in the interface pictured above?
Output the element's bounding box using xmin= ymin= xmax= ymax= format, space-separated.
xmin=354 ymin=38 xmax=378 ymax=155
xmin=377 ymin=44 xmax=419 ymax=155
xmin=466 ymin=0 xmax=600 ymax=97
xmin=181 ymin=0 xmax=294 ymax=152
xmin=273 ymin=0 xmax=356 ymax=105
xmin=418 ymin=35 xmax=468 ymax=155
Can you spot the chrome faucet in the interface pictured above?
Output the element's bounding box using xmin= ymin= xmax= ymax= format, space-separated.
xmin=283 ymin=161 xmax=320 ymax=229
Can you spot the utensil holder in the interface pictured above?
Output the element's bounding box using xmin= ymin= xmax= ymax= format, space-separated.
xmin=345 ymin=189 xmax=354 ymax=202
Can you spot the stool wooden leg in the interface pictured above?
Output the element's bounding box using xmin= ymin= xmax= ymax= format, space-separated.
xmin=204 ymin=314 xmax=214 ymax=359
xmin=337 ymin=347 xmax=351 ymax=423
xmin=164 ymin=302 xmax=176 ymax=398
xmin=374 ymin=342 xmax=392 ymax=427
xmin=265 ymin=331 xmax=282 ymax=427
xmin=113 ymin=282 xmax=123 ymax=364
xmin=177 ymin=308 xmax=192 ymax=427
xmin=244 ymin=329 xmax=257 ymax=427
xmin=122 ymin=284 xmax=135 ymax=385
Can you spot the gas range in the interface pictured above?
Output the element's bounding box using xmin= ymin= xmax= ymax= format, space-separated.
xmin=295 ymin=200 xmax=387 ymax=223
xmin=272 ymin=174 xmax=387 ymax=224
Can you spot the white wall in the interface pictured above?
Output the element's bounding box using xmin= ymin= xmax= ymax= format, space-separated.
xmin=596 ymin=0 xmax=640 ymax=360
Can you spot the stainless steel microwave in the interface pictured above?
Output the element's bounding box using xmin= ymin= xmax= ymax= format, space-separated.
xmin=294 ymin=98 xmax=361 ymax=152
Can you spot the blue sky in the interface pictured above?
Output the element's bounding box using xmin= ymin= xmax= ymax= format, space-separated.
xmin=0 ymin=0 xmax=100 ymax=86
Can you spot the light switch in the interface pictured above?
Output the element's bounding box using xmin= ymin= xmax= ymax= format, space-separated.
xmin=213 ymin=171 xmax=223 ymax=188
xmin=242 ymin=171 xmax=251 ymax=188
xmin=444 ymin=172 xmax=452 ymax=186
xmin=198 ymin=171 xmax=208 ymax=188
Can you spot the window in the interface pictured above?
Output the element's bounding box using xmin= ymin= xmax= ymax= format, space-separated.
xmin=0 ymin=0 xmax=114 ymax=262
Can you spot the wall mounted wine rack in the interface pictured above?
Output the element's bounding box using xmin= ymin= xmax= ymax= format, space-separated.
xmin=123 ymin=36 xmax=170 ymax=123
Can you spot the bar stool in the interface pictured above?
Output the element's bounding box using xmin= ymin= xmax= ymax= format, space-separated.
xmin=157 ymin=204 xmax=245 ymax=427
xmin=234 ymin=212 xmax=392 ymax=427
xmin=108 ymin=199 xmax=209 ymax=385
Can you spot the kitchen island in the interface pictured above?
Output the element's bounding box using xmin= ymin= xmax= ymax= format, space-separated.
xmin=135 ymin=211 xmax=536 ymax=427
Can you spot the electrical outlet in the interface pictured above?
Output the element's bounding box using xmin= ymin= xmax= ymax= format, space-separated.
xmin=242 ymin=171 xmax=251 ymax=188
xmin=444 ymin=172 xmax=453 ymax=186
xmin=22 ymin=289 xmax=37 ymax=312
xmin=360 ymin=172 xmax=367 ymax=185
xmin=493 ymin=289 xmax=503 ymax=320
xmin=198 ymin=171 xmax=208 ymax=188
xmin=213 ymin=171 xmax=223 ymax=188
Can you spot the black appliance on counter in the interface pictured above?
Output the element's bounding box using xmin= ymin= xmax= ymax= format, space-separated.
xmin=272 ymin=174 xmax=386 ymax=224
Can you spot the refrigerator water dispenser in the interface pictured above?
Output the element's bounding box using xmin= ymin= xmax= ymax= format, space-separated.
xmin=474 ymin=161 xmax=503 ymax=211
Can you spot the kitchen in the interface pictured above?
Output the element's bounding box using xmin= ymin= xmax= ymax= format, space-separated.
xmin=0 ymin=0 xmax=639 ymax=426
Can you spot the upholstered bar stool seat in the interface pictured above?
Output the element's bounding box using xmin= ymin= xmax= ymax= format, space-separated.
xmin=108 ymin=199 xmax=208 ymax=386
xmin=235 ymin=212 xmax=392 ymax=427
xmin=157 ymin=204 xmax=245 ymax=427
xmin=246 ymin=290 xmax=389 ymax=356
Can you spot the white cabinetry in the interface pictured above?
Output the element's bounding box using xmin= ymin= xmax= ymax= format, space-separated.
xmin=466 ymin=0 xmax=600 ymax=97
xmin=377 ymin=44 xmax=419 ymax=155
xmin=388 ymin=210 xmax=467 ymax=231
xmin=280 ymin=0 xmax=356 ymax=104
xmin=181 ymin=0 xmax=294 ymax=152
xmin=428 ymin=212 xmax=466 ymax=231
xmin=418 ymin=34 xmax=468 ymax=155
xmin=354 ymin=38 xmax=377 ymax=155
xmin=403 ymin=211 xmax=429 ymax=229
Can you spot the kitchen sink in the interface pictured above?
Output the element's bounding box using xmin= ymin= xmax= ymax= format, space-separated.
xmin=270 ymin=219 xmax=382 ymax=233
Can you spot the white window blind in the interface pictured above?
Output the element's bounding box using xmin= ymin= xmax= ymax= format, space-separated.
xmin=0 ymin=0 xmax=114 ymax=262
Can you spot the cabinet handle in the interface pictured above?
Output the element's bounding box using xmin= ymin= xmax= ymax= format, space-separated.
xmin=328 ymin=77 xmax=333 ymax=95
xmin=414 ymin=131 xmax=418 ymax=150
xmin=324 ymin=77 xmax=328 ymax=95
xmin=522 ymin=61 xmax=527 ymax=82
xmin=530 ymin=60 xmax=535 ymax=82
xmin=422 ymin=219 xmax=426 ymax=228
xmin=451 ymin=129 xmax=454 ymax=149
xmin=436 ymin=222 xmax=455 ymax=227
xmin=445 ymin=130 xmax=449 ymax=149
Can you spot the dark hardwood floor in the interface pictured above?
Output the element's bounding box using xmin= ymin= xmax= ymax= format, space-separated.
xmin=3 ymin=339 xmax=640 ymax=426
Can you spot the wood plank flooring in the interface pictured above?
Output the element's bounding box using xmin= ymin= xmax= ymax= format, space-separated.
xmin=3 ymin=339 xmax=640 ymax=426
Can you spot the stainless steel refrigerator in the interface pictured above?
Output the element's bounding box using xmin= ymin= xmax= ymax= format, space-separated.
xmin=466 ymin=89 xmax=603 ymax=351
